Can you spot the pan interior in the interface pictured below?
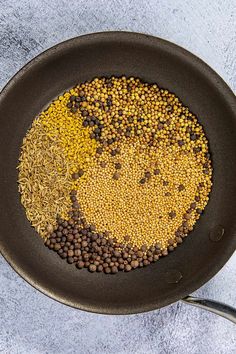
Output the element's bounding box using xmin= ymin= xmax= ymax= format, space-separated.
xmin=0 ymin=32 xmax=236 ymax=314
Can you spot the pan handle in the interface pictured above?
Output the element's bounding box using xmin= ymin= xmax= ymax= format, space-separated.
xmin=182 ymin=296 xmax=236 ymax=324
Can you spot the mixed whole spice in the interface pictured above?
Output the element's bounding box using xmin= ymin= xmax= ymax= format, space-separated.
xmin=18 ymin=76 xmax=212 ymax=274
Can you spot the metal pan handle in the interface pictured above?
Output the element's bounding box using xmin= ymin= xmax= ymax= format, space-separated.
xmin=182 ymin=296 xmax=236 ymax=324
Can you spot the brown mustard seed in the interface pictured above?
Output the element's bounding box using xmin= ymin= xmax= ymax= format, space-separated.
xmin=144 ymin=171 xmax=151 ymax=179
xmin=154 ymin=169 xmax=160 ymax=175
xmin=169 ymin=211 xmax=176 ymax=219
xmin=113 ymin=172 xmax=120 ymax=180
xmin=139 ymin=178 xmax=146 ymax=184
xmin=100 ymin=161 xmax=107 ymax=168
xmin=115 ymin=162 xmax=122 ymax=170
xmin=178 ymin=184 xmax=185 ymax=191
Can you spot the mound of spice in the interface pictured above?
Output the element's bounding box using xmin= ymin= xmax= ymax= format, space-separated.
xmin=18 ymin=76 xmax=212 ymax=273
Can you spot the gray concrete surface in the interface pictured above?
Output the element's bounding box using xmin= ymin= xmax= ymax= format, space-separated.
xmin=0 ymin=0 xmax=236 ymax=353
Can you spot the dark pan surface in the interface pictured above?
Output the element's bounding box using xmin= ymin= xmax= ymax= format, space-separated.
xmin=0 ymin=32 xmax=236 ymax=314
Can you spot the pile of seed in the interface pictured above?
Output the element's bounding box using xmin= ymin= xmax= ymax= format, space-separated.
xmin=18 ymin=76 xmax=213 ymax=273
xmin=76 ymin=140 xmax=209 ymax=249
xmin=41 ymin=91 xmax=98 ymax=178
xmin=18 ymin=118 xmax=73 ymax=237
xmin=45 ymin=192 xmax=163 ymax=272
xmin=18 ymin=92 xmax=98 ymax=237
xmin=67 ymin=77 xmax=210 ymax=161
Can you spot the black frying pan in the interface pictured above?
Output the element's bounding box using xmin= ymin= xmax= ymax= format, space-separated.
xmin=0 ymin=32 xmax=236 ymax=320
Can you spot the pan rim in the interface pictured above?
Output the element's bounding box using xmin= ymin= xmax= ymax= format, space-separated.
xmin=0 ymin=31 xmax=236 ymax=315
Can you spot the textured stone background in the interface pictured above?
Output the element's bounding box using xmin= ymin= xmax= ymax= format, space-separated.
xmin=0 ymin=0 xmax=236 ymax=353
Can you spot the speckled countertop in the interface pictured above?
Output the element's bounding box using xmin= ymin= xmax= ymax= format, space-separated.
xmin=0 ymin=1 xmax=236 ymax=353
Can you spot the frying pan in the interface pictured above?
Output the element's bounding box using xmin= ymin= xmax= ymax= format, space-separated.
xmin=0 ymin=32 xmax=236 ymax=321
